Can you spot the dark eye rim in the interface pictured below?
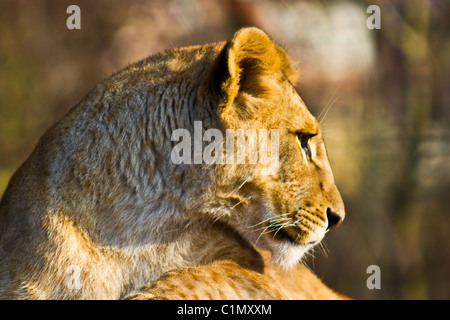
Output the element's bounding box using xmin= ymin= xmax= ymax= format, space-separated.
xmin=296 ymin=132 xmax=317 ymax=158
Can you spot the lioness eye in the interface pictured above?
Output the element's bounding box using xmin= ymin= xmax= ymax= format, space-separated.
xmin=297 ymin=133 xmax=312 ymax=159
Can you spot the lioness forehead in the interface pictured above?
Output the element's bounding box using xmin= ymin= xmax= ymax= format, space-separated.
xmin=280 ymin=84 xmax=319 ymax=134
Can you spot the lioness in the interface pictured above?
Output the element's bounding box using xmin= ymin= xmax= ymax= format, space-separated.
xmin=0 ymin=27 xmax=345 ymax=299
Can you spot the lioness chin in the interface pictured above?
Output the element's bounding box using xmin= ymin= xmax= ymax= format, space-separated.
xmin=0 ymin=27 xmax=345 ymax=299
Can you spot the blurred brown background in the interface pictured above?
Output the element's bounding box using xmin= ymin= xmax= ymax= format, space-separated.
xmin=0 ymin=0 xmax=449 ymax=299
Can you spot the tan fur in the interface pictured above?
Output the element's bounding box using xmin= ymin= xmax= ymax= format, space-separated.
xmin=124 ymin=259 xmax=284 ymax=300
xmin=0 ymin=27 xmax=346 ymax=299
xmin=124 ymin=250 xmax=348 ymax=300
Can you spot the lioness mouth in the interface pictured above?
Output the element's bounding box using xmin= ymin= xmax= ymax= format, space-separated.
xmin=265 ymin=223 xmax=319 ymax=247
xmin=268 ymin=226 xmax=301 ymax=245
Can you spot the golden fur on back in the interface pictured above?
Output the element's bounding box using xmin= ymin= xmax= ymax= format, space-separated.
xmin=124 ymin=250 xmax=348 ymax=300
xmin=0 ymin=27 xmax=346 ymax=299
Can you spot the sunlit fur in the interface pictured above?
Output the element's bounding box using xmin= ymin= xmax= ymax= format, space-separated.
xmin=0 ymin=27 xmax=345 ymax=299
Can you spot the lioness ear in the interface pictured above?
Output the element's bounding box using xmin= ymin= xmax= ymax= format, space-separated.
xmin=220 ymin=27 xmax=299 ymax=108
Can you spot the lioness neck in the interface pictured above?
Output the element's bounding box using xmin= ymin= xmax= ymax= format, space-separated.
xmin=44 ymin=215 xmax=262 ymax=299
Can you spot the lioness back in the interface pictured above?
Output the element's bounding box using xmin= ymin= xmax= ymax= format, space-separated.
xmin=124 ymin=260 xmax=285 ymax=300
xmin=0 ymin=27 xmax=346 ymax=299
xmin=125 ymin=253 xmax=348 ymax=300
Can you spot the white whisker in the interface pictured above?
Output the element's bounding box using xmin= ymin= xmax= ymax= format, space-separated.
xmin=249 ymin=212 xmax=291 ymax=229
xmin=226 ymin=176 xmax=251 ymax=198
xmin=317 ymin=84 xmax=341 ymax=124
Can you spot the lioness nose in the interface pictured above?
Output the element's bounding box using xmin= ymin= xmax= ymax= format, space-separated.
xmin=326 ymin=208 xmax=342 ymax=230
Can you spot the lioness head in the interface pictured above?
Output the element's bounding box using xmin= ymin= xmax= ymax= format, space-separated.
xmin=171 ymin=28 xmax=345 ymax=268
